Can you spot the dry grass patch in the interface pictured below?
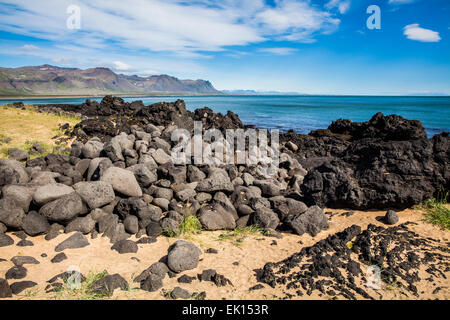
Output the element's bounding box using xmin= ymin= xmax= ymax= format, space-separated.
xmin=0 ymin=104 xmax=80 ymax=158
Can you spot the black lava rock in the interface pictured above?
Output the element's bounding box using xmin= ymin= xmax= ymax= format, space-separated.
xmin=178 ymin=274 xmax=196 ymax=284
xmin=111 ymin=240 xmax=138 ymax=254
xmin=10 ymin=281 xmax=37 ymax=295
xmin=5 ymin=266 xmax=27 ymax=280
xmin=0 ymin=278 xmax=12 ymax=298
xmin=51 ymin=253 xmax=68 ymax=263
xmin=384 ymin=210 xmax=399 ymax=225
xmin=54 ymin=232 xmax=90 ymax=252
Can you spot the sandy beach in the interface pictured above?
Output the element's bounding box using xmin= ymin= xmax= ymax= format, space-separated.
xmin=1 ymin=208 xmax=448 ymax=300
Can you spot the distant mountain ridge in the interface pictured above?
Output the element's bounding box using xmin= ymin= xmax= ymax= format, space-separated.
xmin=0 ymin=65 xmax=220 ymax=96
xmin=222 ymin=89 xmax=302 ymax=95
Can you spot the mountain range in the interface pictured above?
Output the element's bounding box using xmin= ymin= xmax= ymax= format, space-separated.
xmin=221 ymin=89 xmax=302 ymax=95
xmin=0 ymin=65 xmax=220 ymax=96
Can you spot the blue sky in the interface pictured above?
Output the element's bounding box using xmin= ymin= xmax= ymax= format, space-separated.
xmin=0 ymin=0 xmax=449 ymax=95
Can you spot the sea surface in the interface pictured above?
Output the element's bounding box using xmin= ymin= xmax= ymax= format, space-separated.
xmin=1 ymin=95 xmax=449 ymax=137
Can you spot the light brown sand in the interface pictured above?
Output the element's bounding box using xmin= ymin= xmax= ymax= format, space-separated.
xmin=0 ymin=208 xmax=448 ymax=300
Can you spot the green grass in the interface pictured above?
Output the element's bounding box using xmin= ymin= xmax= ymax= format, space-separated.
xmin=190 ymin=292 xmax=204 ymax=300
xmin=0 ymin=133 xmax=11 ymax=143
xmin=0 ymin=139 xmax=69 ymax=160
xmin=18 ymin=288 xmax=39 ymax=298
xmin=50 ymin=270 xmax=115 ymax=300
xmin=162 ymin=215 xmax=203 ymax=238
xmin=162 ymin=289 xmax=175 ymax=300
xmin=417 ymin=191 xmax=450 ymax=230
xmin=217 ymin=225 xmax=266 ymax=246
xmin=162 ymin=228 xmax=178 ymax=238
xmin=179 ymin=215 xmax=203 ymax=235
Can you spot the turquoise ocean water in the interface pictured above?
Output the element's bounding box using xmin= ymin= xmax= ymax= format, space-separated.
xmin=1 ymin=95 xmax=449 ymax=137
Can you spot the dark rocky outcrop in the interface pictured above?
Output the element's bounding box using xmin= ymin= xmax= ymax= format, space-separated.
xmin=295 ymin=113 xmax=449 ymax=210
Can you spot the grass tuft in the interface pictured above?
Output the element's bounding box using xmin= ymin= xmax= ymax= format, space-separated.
xmin=50 ymin=270 xmax=112 ymax=300
xmin=163 ymin=215 xmax=203 ymax=238
xmin=179 ymin=215 xmax=203 ymax=235
xmin=217 ymin=225 xmax=265 ymax=246
xmin=417 ymin=189 xmax=450 ymax=230
xmin=162 ymin=228 xmax=178 ymax=238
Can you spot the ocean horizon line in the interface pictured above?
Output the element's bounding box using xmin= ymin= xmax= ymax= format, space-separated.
xmin=1 ymin=93 xmax=450 ymax=100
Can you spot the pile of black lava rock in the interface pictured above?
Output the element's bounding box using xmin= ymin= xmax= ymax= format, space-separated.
xmin=256 ymin=222 xmax=450 ymax=299
xmin=40 ymin=96 xmax=450 ymax=210
xmin=0 ymin=97 xmax=328 ymax=243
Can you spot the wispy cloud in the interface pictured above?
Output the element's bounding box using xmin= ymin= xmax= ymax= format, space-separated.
xmin=325 ymin=0 xmax=351 ymax=14
xmin=0 ymin=41 xmax=207 ymax=77
xmin=389 ymin=0 xmax=416 ymax=4
xmin=52 ymin=57 xmax=76 ymax=65
xmin=403 ymin=24 xmax=441 ymax=42
xmin=20 ymin=44 xmax=39 ymax=51
xmin=259 ymin=47 xmax=298 ymax=55
xmin=0 ymin=0 xmax=342 ymax=55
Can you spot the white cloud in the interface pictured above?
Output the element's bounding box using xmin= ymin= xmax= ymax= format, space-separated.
xmin=52 ymin=57 xmax=76 ymax=65
xmin=259 ymin=47 xmax=298 ymax=55
xmin=20 ymin=44 xmax=39 ymax=51
xmin=255 ymin=0 xmax=340 ymax=42
xmin=0 ymin=41 xmax=207 ymax=77
xmin=325 ymin=0 xmax=351 ymax=14
xmin=403 ymin=24 xmax=441 ymax=42
xmin=112 ymin=61 xmax=134 ymax=72
xmin=139 ymin=70 xmax=161 ymax=76
xmin=225 ymin=50 xmax=250 ymax=58
xmin=0 ymin=0 xmax=341 ymax=54
xmin=389 ymin=0 xmax=415 ymax=4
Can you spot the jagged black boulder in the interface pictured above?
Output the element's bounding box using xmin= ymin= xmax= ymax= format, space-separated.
xmin=298 ymin=113 xmax=449 ymax=210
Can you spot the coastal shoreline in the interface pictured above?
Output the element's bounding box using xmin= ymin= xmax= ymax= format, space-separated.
xmin=1 ymin=95 xmax=449 ymax=138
